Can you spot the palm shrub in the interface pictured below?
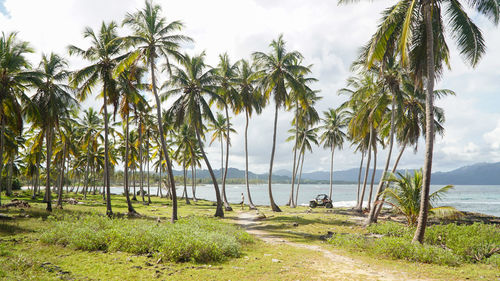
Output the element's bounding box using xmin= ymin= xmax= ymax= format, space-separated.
xmin=382 ymin=170 xmax=461 ymax=226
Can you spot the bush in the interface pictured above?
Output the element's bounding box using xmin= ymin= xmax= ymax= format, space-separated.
xmin=328 ymin=221 xmax=499 ymax=266
xmin=40 ymin=215 xmax=253 ymax=263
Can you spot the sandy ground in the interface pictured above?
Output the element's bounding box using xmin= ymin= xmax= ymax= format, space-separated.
xmin=235 ymin=211 xmax=432 ymax=281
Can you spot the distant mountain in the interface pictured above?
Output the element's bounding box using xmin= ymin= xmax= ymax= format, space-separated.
xmin=172 ymin=162 xmax=500 ymax=185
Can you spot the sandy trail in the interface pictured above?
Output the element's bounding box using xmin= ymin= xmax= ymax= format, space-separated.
xmin=235 ymin=211 xmax=431 ymax=281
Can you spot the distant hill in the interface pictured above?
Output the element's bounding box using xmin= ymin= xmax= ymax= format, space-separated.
xmin=175 ymin=162 xmax=500 ymax=185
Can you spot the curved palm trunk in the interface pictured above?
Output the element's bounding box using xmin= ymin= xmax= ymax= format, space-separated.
xmin=32 ymin=153 xmax=40 ymax=199
xmin=195 ymin=126 xmax=223 ymax=217
xmin=158 ymin=150 xmax=163 ymax=198
xmin=244 ymin=110 xmax=256 ymax=209
xmin=328 ymin=143 xmax=335 ymax=200
xmin=413 ymin=3 xmax=435 ymax=244
xmin=222 ymin=105 xmax=232 ymax=211
xmin=288 ymin=103 xmax=299 ymax=208
xmin=367 ymin=95 xmax=396 ymax=224
xmin=268 ymin=104 xmax=282 ymax=212
xmin=124 ymin=114 xmax=136 ymax=214
xmin=102 ymin=86 xmax=112 ymax=216
xmin=356 ymin=151 xmax=365 ymax=206
xmin=367 ymin=140 xmax=377 ymax=210
xmin=150 ymin=58 xmax=177 ymax=222
xmin=357 ymin=129 xmax=373 ymax=212
xmin=45 ymin=127 xmax=53 ymax=212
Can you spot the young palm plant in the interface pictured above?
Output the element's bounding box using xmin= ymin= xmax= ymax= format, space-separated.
xmin=383 ymin=170 xmax=460 ymax=226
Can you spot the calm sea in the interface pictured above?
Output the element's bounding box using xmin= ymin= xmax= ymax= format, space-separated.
xmin=110 ymin=183 xmax=500 ymax=217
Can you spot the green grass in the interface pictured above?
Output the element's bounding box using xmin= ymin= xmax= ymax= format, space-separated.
xmin=40 ymin=214 xmax=252 ymax=263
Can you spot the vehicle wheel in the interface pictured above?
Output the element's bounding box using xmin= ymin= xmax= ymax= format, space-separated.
xmin=325 ymin=202 xmax=333 ymax=209
xmin=309 ymin=201 xmax=317 ymax=208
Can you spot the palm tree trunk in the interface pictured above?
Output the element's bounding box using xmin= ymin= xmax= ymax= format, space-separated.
xmin=146 ymin=136 xmax=151 ymax=204
xmin=0 ymin=116 xmax=5 ymax=206
xmin=244 ymin=110 xmax=256 ymax=209
xmin=195 ymin=126 xmax=224 ymax=217
xmin=124 ymin=113 xmax=136 ymax=214
xmin=83 ymin=148 xmax=90 ymax=199
xmin=222 ymin=105 xmax=232 ymax=211
xmin=367 ymin=139 xmax=377 ymax=210
xmin=356 ymin=151 xmax=365 ymax=206
xmin=102 ymin=85 xmax=112 ymax=216
xmin=139 ymin=119 xmax=145 ymax=203
xmin=329 ymin=143 xmax=335 ymax=200
xmin=413 ymin=3 xmax=435 ymax=244
xmin=357 ymin=129 xmax=373 ymax=212
xmin=367 ymin=95 xmax=396 ymax=224
xmin=294 ymin=150 xmax=306 ymax=206
xmin=6 ymin=158 xmax=13 ymax=196
xmin=191 ymin=160 xmax=197 ymax=202
xmin=183 ymin=158 xmax=190 ymax=204
xmin=268 ymin=104 xmax=282 ymax=212
xmin=56 ymin=142 xmax=68 ymax=208
xmin=150 ymin=58 xmax=177 ymax=222
xmin=45 ymin=127 xmax=53 ymax=212
xmin=132 ymin=168 xmax=136 ymax=200
xmin=158 ymin=150 xmax=162 ymax=198
xmin=288 ymin=104 xmax=299 ymax=208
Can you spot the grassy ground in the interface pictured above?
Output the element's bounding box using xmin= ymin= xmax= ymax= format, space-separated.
xmin=0 ymin=190 xmax=499 ymax=280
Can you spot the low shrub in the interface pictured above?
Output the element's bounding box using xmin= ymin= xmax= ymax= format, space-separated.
xmin=328 ymin=221 xmax=499 ymax=266
xmin=40 ymin=215 xmax=253 ymax=263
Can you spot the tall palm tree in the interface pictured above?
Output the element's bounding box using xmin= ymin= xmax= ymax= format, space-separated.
xmin=342 ymin=0 xmax=499 ymax=243
xmin=78 ymin=108 xmax=103 ymax=199
xmin=123 ymin=0 xmax=192 ymax=222
xmin=68 ymin=22 xmax=126 ymax=216
xmin=0 ymin=32 xmax=34 ymax=206
xmin=117 ymin=66 xmax=148 ymax=214
xmin=320 ymin=108 xmax=347 ymax=201
xmin=166 ymin=52 xmax=224 ymax=218
xmin=208 ymin=112 xmax=236 ymax=191
xmin=214 ymin=53 xmax=238 ymax=211
xmin=233 ymin=59 xmax=264 ymax=210
xmin=253 ymin=35 xmax=309 ymax=212
xmin=27 ymin=53 xmax=76 ymax=212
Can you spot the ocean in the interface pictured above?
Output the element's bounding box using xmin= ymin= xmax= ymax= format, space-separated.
xmin=110 ymin=183 xmax=500 ymax=217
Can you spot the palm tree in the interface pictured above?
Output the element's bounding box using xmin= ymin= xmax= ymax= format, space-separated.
xmin=214 ymin=53 xmax=238 ymax=211
xmin=173 ymin=123 xmax=197 ymax=205
xmin=320 ymin=108 xmax=347 ymax=201
xmin=117 ymin=66 xmax=148 ymax=214
xmin=68 ymin=22 xmax=126 ymax=216
xmin=0 ymin=32 xmax=35 ymax=206
xmin=123 ymin=0 xmax=192 ymax=222
xmin=253 ymin=34 xmax=309 ymax=212
xmin=166 ymin=52 xmax=224 ymax=218
xmin=233 ymin=59 xmax=264 ymax=210
xmin=208 ymin=112 xmax=236 ymax=194
xmin=78 ymin=108 xmax=102 ymax=199
xmin=342 ymin=0 xmax=499 ymax=243
xmin=383 ymin=170 xmax=460 ymax=226
xmin=27 ymin=53 xmax=76 ymax=212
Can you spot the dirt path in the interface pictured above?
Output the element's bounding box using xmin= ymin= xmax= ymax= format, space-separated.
xmin=235 ymin=211 xmax=430 ymax=281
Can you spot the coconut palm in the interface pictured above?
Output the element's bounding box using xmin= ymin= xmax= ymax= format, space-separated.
xmin=383 ymin=170 xmax=460 ymax=226
xmin=68 ymin=22 xmax=127 ymax=216
xmin=123 ymin=0 xmax=193 ymax=222
xmin=320 ymin=108 xmax=347 ymax=201
xmin=0 ymin=32 xmax=35 ymax=206
xmin=252 ymin=34 xmax=309 ymax=212
xmin=27 ymin=53 xmax=76 ymax=212
xmin=208 ymin=112 xmax=236 ymax=192
xmin=342 ymin=0 xmax=499 ymax=243
xmin=165 ymin=52 xmax=224 ymax=218
xmin=233 ymin=59 xmax=264 ymax=210
xmin=78 ymin=108 xmax=103 ymax=199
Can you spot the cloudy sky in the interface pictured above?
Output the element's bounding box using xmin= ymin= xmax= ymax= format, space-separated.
xmin=1 ymin=0 xmax=499 ymax=174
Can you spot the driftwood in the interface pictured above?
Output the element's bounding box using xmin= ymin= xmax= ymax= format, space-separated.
xmin=2 ymin=199 xmax=30 ymax=208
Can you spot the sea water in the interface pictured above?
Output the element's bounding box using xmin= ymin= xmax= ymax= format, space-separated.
xmin=109 ymin=183 xmax=500 ymax=217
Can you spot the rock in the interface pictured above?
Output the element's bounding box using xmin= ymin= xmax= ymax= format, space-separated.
xmin=292 ymin=222 xmax=299 ymax=227
xmin=3 ymin=199 xmax=30 ymax=208
xmin=319 ymin=231 xmax=334 ymax=240
xmin=271 ymin=259 xmax=281 ymax=263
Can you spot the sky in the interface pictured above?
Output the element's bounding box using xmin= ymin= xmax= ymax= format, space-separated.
xmin=1 ymin=0 xmax=499 ymax=174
